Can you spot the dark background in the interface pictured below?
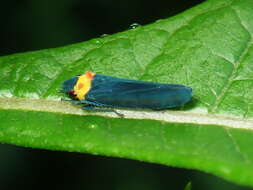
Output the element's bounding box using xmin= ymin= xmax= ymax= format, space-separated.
xmin=0 ymin=0 xmax=251 ymax=189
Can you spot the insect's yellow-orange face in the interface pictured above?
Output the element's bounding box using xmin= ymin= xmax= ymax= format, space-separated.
xmin=73 ymin=72 xmax=95 ymax=100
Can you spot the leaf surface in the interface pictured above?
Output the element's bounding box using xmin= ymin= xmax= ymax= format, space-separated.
xmin=1 ymin=0 xmax=253 ymax=187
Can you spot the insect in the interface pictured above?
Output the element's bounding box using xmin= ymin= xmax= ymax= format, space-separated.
xmin=61 ymin=72 xmax=192 ymax=117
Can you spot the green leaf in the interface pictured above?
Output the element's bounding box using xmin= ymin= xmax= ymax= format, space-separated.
xmin=184 ymin=182 xmax=192 ymax=190
xmin=0 ymin=0 xmax=253 ymax=187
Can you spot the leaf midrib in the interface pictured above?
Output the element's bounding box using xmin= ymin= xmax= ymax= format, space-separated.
xmin=1 ymin=97 xmax=253 ymax=130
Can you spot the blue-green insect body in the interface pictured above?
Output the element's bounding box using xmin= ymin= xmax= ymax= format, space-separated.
xmin=62 ymin=72 xmax=192 ymax=115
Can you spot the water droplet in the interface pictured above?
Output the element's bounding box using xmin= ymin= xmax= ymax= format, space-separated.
xmin=44 ymin=139 xmax=48 ymax=144
xmin=68 ymin=143 xmax=74 ymax=149
xmin=84 ymin=143 xmax=94 ymax=150
xmin=112 ymin=148 xmax=119 ymax=154
xmin=94 ymin=39 xmax=102 ymax=44
xmin=155 ymin=19 xmax=163 ymax=23
xmin=88 ymin=124 xmax=98 ymax=129
xmin=130 ymin=23 xmax=141 ymax=29
xmin=100 ymin=34 xmax=108 ymax=38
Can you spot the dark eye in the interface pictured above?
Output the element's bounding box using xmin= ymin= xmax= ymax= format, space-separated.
xmin=68 ymin=90 xmax=76 ymax=98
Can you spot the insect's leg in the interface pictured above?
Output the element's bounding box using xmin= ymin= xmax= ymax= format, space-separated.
xmin=82 ymin=105 xmax=124 ymax=118
xmin=71 ymin=100 xmax=83 ymax=105
xmin=111 ymin=110 xmax=124 ymax=118
xmin=61 ymin=98 xmax=82 ymax=105
xmin=79 ymin=100 xmax=96 ymax=105
xmin=82 ymin=105 xmax=96 ymax=111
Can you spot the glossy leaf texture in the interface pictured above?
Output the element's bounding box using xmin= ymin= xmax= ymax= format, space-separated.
xmin=1 ymin=0 xmax=253 ymax=187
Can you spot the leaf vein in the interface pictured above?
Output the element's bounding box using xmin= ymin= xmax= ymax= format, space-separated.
xmin=139 ymin=3 xmax=236 ymax=80
xmin=210 ymin=33 xmax=252 ymax=112
xmin=224 ymin=128 xmax=251 ymax=164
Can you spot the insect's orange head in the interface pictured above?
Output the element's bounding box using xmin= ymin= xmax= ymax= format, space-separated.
xmin=73 ymin=72 xmax=95 ymax=100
